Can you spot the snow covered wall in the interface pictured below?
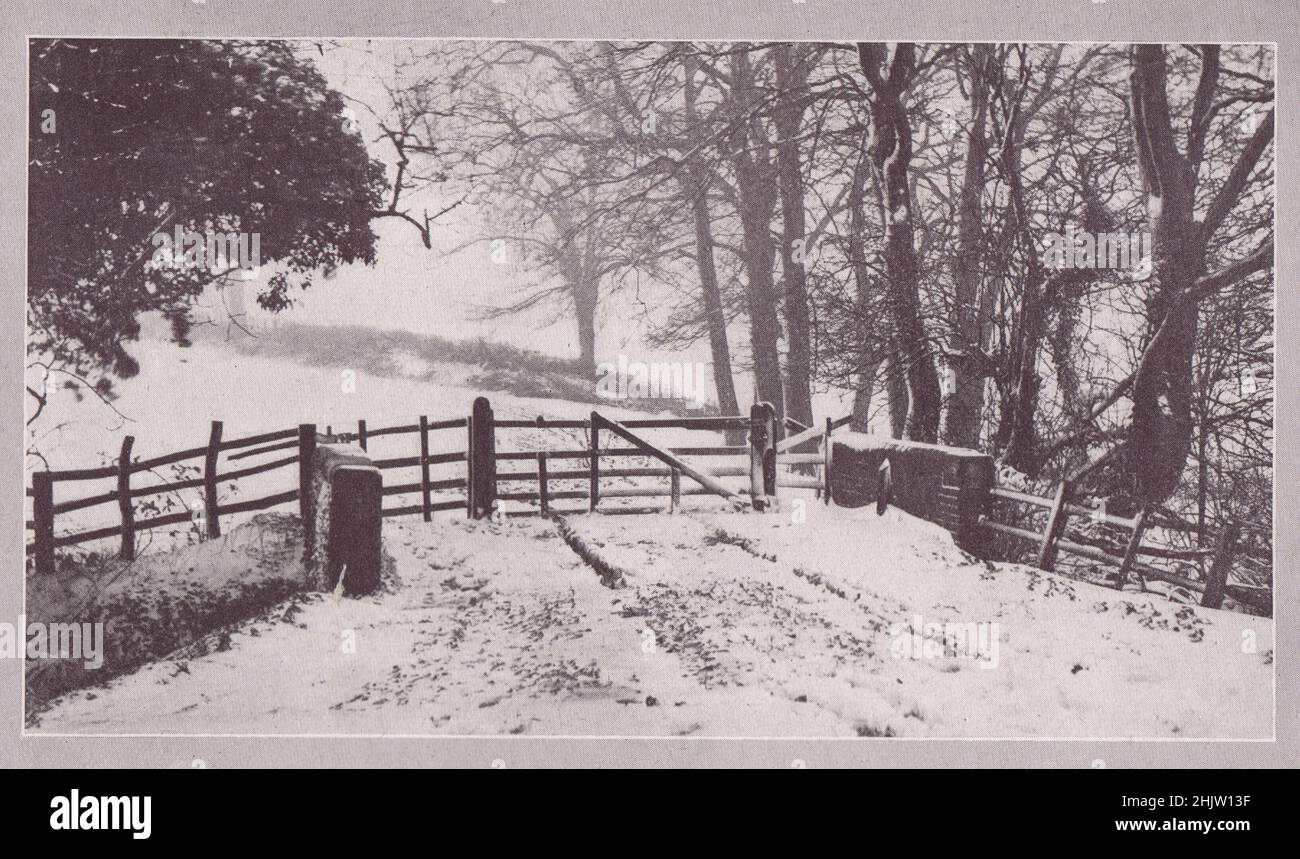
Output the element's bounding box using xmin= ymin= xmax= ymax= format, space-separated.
xmin=310 ymin=444 xmax=383 ymax=595
xmin=831 ymin=432 xmax=993 ymax=551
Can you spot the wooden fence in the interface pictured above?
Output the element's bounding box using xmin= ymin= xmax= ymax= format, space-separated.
xmin=26 ymin=398 xmax=843 ymax=575
xmin=26 ymin=416 xmax=469 ymax=576
xmin=978 ymin=478 xmax=1269 ymax=612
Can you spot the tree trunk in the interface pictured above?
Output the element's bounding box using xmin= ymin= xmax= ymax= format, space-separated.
xmin=773 ymin=44 xmax=814 ymax=429
xmin=847 ymin=149 xmax=880 ymax=433
xmin=729 ymin=47 xmax=786 ymax=425
xmin=858 ymin=43 xmax=940 ymax=443
xmin=1127 ymin=44 xmax=1202 ymax=502
xmin=680 ymin=53 xmax=740 ymax=418
xmin=940 ymin=44 xmax=993 ymax=449
xmin=572 ymin=273 xmax=598 ymax=376
xmin=887 ymin=356 xmax=909 ymax=439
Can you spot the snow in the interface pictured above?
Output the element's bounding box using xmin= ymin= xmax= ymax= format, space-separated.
xmin=30 ymin=502 xmax=1272 ymax=738
xmin=25 ymin=323 xmax=1272 ymax=739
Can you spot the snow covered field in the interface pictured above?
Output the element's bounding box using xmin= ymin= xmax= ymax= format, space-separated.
xmin=30 ymin=502 xmax=1272 ymax=738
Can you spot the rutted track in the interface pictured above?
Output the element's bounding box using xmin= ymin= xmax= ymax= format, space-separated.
xmin=32 ymin=507 xmax=1273 ymax=738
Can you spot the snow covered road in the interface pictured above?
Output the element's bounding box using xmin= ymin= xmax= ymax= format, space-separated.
xmin=31 ymin=504 xmax=1273 ymax=738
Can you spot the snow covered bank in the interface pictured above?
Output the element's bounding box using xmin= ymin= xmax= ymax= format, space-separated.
xmin=26 ymin=513 xmax=312 ymax=723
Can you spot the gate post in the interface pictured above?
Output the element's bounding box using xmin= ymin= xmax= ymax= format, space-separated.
xmin=469 ymin=397 xmax=496 ymax=519
xmin=117 ymin=435 xmax=136 ymax=560
xmin=203 ymin=421 xmax=224 ymax=539
xmin=749 ymin=402 xmax=777 ymax=511
xmin=31 ymin=471 xmax=55 ymax=576
xmin=298 ymin=423 xmax=317 ymax=560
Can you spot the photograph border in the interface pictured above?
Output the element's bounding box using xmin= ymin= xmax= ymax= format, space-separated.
xmin=4 ymin=0 xmax=1294 ymax=768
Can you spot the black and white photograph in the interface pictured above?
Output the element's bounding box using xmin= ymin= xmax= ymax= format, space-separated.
xmin=3 ymin=2 xmax=1298 ymax=806
xmin=19 ymin=31 xmax=1276 ymax=742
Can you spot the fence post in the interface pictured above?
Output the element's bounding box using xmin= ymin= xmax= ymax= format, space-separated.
xmin=537 ymin=452 xmax=549 ymax=515
xmin=469 ymin=397 xmax=496 ymax=519
xmin=117 ymin=435 xmax=136 ymax=560
xmin=589 ymin=412 xmax=600 ymax=512
xmin=203 ymin=421 xmax=223 ymax=539
xmin=299 ymin=423 xmax=317 ymax=559
xmin=419 ymin=415 xmax=432 ymax=522
xmin=1201 ymin=522 xmax=1241 ymax=609
xmin=1115 ymin=505 xmax=1150 ymax=590
xmin=1036 ymin=479 xmax=1072 ymax=571
xmin=749 ymin=402 xmax=776 ymax=511
xmin=357 ymin=419 xmax=368 ymax=452
xmin=669 ymin=467 xmax=681 ymax=513
xmin=822 ymin=417 xmax=833 ymax=505
xmin=32 ymin=471 xmax=55 ymax=576
xmin=465 ymin=415 xmax=474 ymax=518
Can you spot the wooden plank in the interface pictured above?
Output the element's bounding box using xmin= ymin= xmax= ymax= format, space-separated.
xmin=1136 ymin=545 xmax=1215 ymax=561
xmin=373 ymin=455 xmax=422 ymax=469
xmin=979 ymin=517 xmax=1043 ymax=544
xmin=493 ymin=418 xmax=589 ymax=429
xmin=49 ymin=463 xmax=120 ymax=482
xmin=364 ymin=422 xmax=420 ymax=438
xmin=129 ymin=444 xmax=210 ymax=472
xmin=1064 ymin=501 xmax=1140 ymax=530
xmin=776 ymin=422 xmax=823 ymax=453
xmin=495 ymin=447 xmax=745 ymax=461
xmin=203 ymin=421 xmax=223 ymax=539
xmin=419 ymin=415 xmax=433 ymax=522
xmin=621 ymin=416 xmax=749 ymax=430
xmin=989 ymin=486 xmax=1054 ymax=509
xmin=216 ymin=489 xmax=299 ymax=516
xmin=1036 ymin=480 xmax=1072 ymax=571
xmin=1114 ymin=505 xmax=1150 ymax=590
xmin=669 ymin=467 xmax=681 ymax=513
xmin=381 ymin=504 xmax=426 ymax=518
xmin=217 ymin=454 xmax=299 ymax=482
xmin=129 ymin=475 xmax=205 ymax=499
xmin=32 ymin=472 xmax=55 ymax=575
xmin=53 ymin=487 xmax=120 ymax=514
xmin=498 ymin=490 xmax=587 ymax=503
xmin=117 ymin=435 xmax=136 ymax=560
xmin=383 ymin=499 xmax=465 ymax=518
xmin=218 ymin=427 xmax=298 ymax=451
xmin=227 ymin=438 xmax=298 ymax=461
xmin=1201 ymin=523 xmax=1241 ymax=609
